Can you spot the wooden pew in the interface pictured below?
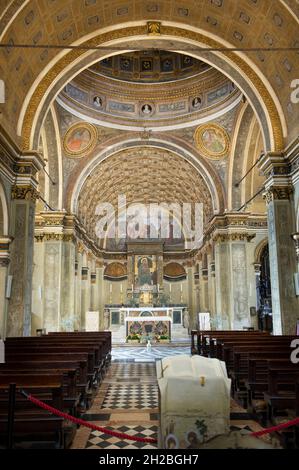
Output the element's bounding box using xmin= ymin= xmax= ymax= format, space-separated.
xmin=0 ymin=374 xmax=64 ymax=449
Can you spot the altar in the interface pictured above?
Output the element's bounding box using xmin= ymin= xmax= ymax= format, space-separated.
xmin=122 ymin=307 xmax=172 ymax=340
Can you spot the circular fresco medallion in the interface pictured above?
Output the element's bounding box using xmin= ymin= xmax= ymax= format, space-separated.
xmin=63 ymin=122 xmax=97 ymax=157
xmin=194 ymin=123 xmax=230 ymax=159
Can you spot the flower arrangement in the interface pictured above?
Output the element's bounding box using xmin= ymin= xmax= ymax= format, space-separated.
xmin=156 ymin=334 xmax=170 ymax=342
xmin=126 ymin=334 xmax=141 ymax=342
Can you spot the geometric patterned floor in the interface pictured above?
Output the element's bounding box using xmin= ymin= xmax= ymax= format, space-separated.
xmin=101 ymin=384 xmax=158 ymax=409
xmin=71 ymin=346 xmax=269 ymax=449
xmin=112 ymin=346 xmax=190 ymax=362
xmin=86 ymin=425 xmax=158 ymax=449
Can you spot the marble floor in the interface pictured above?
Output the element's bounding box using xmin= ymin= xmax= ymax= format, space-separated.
xmin=71 ymin=346 xmax=271 ymax=450
xmin=112 ymin=345 xmax=190 ymax=362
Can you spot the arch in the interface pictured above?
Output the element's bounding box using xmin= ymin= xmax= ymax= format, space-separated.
xmin=104 ymin=262 xmax=127 ymax=280
xmin=68 ymin=138 xmax=225 ymax=220
xmin=16 ymin=24 xmax=285 ymax=153
xmin=0 ymin=179 xmax=9 ymax=236
xmin=254 ymin=238 xmax=269 ymax=264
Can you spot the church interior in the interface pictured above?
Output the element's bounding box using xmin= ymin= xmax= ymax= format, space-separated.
xmin=0 ymin=0 xmax=299 ymax=451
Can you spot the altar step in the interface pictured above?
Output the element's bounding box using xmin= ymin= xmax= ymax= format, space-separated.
xmin=109 ymin=325 xmax=127 ymax=344
xmin=171 ymin=324 xmax=189 ymax=341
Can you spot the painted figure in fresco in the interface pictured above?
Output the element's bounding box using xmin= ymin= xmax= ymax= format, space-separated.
xmin=192 ymin=97 xmax=202 ymax=109
xmin=202 ymin=128 xmax=225 ymax=154
xmin=141 ymin=104 xmax=152 ymax=115
xmin=186 ymin=431 xmax=201 ymax=449
xmin=93 ymin=96 xmax=103 ymax=108
xmin=138 ymin=257 xmax=153 ymax=285
xmin=165 ymin=434 xmax=179 ymax=449
xmin=67 ymin=128 xmax=90 ymax=152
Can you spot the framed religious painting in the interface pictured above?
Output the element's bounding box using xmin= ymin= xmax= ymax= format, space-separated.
xmin=63 ymin=122 xmax=97 ymax=157
xmin=194 ymin=123 xmax=230 ymax=159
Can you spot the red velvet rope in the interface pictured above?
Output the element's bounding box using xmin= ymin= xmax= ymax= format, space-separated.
xmin=23 ymin=392 xmax=299 ymax=444
xmin=250 ymin=416 xmax=299 ymax=437
xmin=26 ymin=394 xmax=157 ymax=444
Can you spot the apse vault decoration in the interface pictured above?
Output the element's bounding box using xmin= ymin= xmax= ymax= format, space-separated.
xmin=63 ymin=122 xmax=97 ymax=157
xmin=194 ymin=123 xmax=230 ymax=160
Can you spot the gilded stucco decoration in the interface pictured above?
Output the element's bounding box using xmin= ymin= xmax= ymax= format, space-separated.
xmin=15 ymin=24 xmax=286 ymax=152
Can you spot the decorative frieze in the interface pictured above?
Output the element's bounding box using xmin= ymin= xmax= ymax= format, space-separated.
xmin=34 ymin=233 xmax=75 ymax=242
xmin=213 ymin=233 xmax=256 ymax=243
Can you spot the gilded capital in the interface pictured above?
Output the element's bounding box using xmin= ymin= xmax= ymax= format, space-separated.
xmin=263 ymin=186 xmax=293 ymax=204
xmin=12 ymin=185 xmax=39 ymax=202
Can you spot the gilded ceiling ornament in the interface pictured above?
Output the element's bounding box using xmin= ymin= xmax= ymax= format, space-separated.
xmin=147 ymin=21 xmax=161 ymax=35
xmin=63 ymin=122 xmax=97 ymax=157
xmin=194 ymin=123 xmax=230 ymax=159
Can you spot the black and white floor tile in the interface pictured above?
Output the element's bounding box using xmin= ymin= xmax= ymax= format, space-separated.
xmin=101 ymin=384 xmax=158 ymax=409
xmin=111 ymin=363 xmax=156 ymax=376
xmin=86 ymin=425 xmax=158 ymax=449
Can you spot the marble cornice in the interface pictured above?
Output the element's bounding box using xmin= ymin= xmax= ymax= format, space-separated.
xmin=204 ymin=213 xmax=267 ymax=240
xmin=0 ymin=128 xmax=44 ymax=183
xmin=258 ymin=150 xmax=299 ymax=186
xmin=0 ymin=236 xmax=13 ymax=266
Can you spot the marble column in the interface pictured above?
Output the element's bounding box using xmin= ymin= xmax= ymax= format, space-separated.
xmin=214 ymin=241 xmax=231 ymax=329
xmin=60 ymin=239 xmax=76 ymax=331
xmin=264 ymin=187 xmax=298 ymax=334
xmin=208 ymin=259 xmax=216 ymax=324
xmin=74 ymin=251 xmax=82 ymax=330
xmin=201 ymin=267 xmax=209 ymax=312
xmin=216 ymin=237 xmax=254 ymax=330
xmin=230 ymin=241 xmax=251 ymax=330
xmin=97 ymin=267 xmax=105 ymax=330
xmin=7 ymin=187 xmax=38 ymax=336
xmin=90 ymin=270 xmax=97 ymax=312
xmin=42 ymin=239 xmax=62 ymax=332
xmin=0 ymin=237 xmax=12 ymax=339
xmin=186 ymin=265 xmax=197 ymax=329
xmin=81 ymin=264 xmax=91 ymax=331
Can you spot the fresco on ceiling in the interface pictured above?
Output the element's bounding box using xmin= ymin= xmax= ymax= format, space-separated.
xmin=194 ymin=123 xmax=230 ymax=159
xmin=63 ymin=122 xmax=97 ymax=157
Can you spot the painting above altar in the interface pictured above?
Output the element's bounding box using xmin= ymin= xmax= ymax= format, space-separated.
xmin=135 ymin=255 xmax=157 ymax=288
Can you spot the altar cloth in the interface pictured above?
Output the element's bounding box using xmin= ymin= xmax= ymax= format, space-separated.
xmin=156 ymin=355 xmax=231 ymax=449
